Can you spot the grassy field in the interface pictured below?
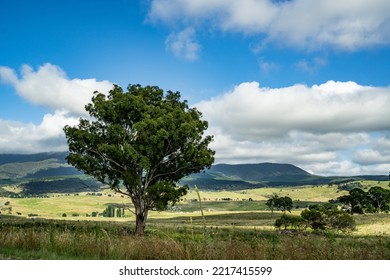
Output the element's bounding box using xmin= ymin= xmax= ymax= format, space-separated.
xmin=1 ymin=181 xmax=390 ymax=259
xmin=2 ymin=184 xmax=346 ymax=221
xmin=1 ymin=213 xmax=390 ymax=260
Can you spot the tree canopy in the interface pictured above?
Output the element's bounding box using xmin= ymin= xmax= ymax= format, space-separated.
xmin=63 ymin=84 xmax=215 ymax=235
xmin=266 ymin=194 xmax=293 ymax=215
xmin=337 ymin=186 xmax=390 ymax=214
xmin=300 ymin=204 xmax=355 ymax=232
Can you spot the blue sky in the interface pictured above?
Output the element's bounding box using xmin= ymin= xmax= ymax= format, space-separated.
xmin=1 ymin=0 xmax=390 ymax=176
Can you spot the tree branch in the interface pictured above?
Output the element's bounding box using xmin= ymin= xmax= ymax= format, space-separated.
xmin=87 ymin=147 xmax=126 ymax=171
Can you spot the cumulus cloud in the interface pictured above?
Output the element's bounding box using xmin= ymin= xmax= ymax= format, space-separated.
xmin=149 ymin=0 xmax=390 ymax=50
xmin=353 ymin=136 xmax=390 ymax=165
xmin=165 ymin=27 xmax=201 ymax=60
xmin=0 ymin=110 xmax=79 ymax=153
xmin=0 ymin=63 xmax=114 ymax=154
xmin=195 ymin=81 xmax=390 ymax=175
xmin=0 ymin=63 xmax=113 ymax=116
xmin=197 ymin=81 xmax=390 ymax=138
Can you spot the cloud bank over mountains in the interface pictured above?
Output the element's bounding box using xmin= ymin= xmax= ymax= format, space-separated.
xmin=149 ymin=0 xmax=390 ymax=52
xmin=195 ymin=81 xmax=390 ymax=175
xmin=1 ymin=63 xmax=390 ymax=176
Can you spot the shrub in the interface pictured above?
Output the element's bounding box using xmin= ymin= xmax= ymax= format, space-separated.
xmin=301 ymin=208 xmax=327 ymax=230
xmin=328 ymin=211 xmax=355 ymax=232
xmin=301 ymin=204 xmax=355 ymax=232
xmin=274 ymin=214 xmax=306 ymax=231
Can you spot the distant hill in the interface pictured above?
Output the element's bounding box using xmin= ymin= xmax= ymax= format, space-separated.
xmin=180 ymin=162 xmax=326 ymax=189
xmin=0 ymin=152 xmax=388 ymax=193
xmin=181 ymin=163 xmax=389 ymax=190
xmin=0 ymin=152 xmax=68 ymax=165
xmin=0 ymin=152 xmax=81 ymax=181
xmin=0 ymin=152 xmax=98 ymax=194
xmin=210 ymin=163 xmax=310 ymax=180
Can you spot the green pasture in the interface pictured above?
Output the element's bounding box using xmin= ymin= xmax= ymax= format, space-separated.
xmin=1 ymin=180 xmax=390 ymax=237
xmin=2 ymin=183 xmax=347 ymax=218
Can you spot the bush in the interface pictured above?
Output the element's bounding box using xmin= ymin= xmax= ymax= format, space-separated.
xmin=274 ymin=214 xmax=306 ymax=231
xmin=301 ymin=204 xmax=355 ymax=232
xmin=301 ymin=208 xmax=326 ymax=230
xmin=328 ymin=211 xmax=355 ymax=232
xmin=62 ymin=213 xmax=67 ymax=217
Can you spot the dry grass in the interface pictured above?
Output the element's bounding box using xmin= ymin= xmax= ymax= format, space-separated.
xmin=1 ymin=217 xmax=390 ymax=260
xmin=1 ymin=181 xmax=390 ymax=259
xmin=353 ymin=213 xmax=390 ymax=236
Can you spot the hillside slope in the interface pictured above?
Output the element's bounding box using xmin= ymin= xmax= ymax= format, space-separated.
xmin=181 ymin=163 xmax=388 ymax=189
xmin=1 ymin=153 xmax=388 ymax=192
xmin=180 ymin=162 xmax=327 ymax=189
xmin=0 ymin=152 xmax=80 ymax=180
xmin=0 ymin=152 xmax=96 ymax=194
xmin=210 ymin=163 xmax=310 ymax=181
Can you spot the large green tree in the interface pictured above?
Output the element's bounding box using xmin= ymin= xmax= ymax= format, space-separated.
xmin=64 ymin=84 xmax=215 ymax=235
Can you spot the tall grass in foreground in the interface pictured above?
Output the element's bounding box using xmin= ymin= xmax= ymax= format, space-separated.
xmin=1 ymin=219 xmax=390 ymax=259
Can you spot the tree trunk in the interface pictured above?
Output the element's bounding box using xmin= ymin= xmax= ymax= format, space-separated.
xmin=135 ymin=208 xmax=148 ymax=236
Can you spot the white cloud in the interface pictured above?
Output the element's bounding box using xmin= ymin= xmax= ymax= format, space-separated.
xmin=353 ymin=149 xmax=390 ymax=165
xmin=165 ymin=27 xmax=201 ymax=60
xmin=195 ymin=81 xmax=390 ymax=175
xmin=197 ymin=81 xmax=390 ymax=138
xmin=0 ymin=63 xmax=113 ymax=116
xmin=259 ymin=59 xmax=279 ymax=74
xmin=353 ymin=135 xmax=390 ymax=165
xmin=0 ymin=63 xmax=114 ymax=154
xmin=0 ymin=110 xmax=79 ymax=153
xmin=296 ymin=57 xmax=328 ymax=73
xmin=307 ymin=161 xmax=363 ymax=177
xmin=149 ymin=0 xmax=390 ymax=50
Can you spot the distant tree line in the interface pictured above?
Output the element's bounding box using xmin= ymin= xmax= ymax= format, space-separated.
xmin=336 ymin=186 xmax=390 ymax=214
xmin=267 ymin=193 xmax=357 ymax=232
xmin=274 ymin=203 xmax=355 ymax=233
xmin=268 ymin=185 xmax=390 ymax=233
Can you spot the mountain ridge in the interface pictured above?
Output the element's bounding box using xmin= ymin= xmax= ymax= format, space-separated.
xmin=0 ymin=152 xmax=388 ymax=192
xmin=0 ymin=152 xmax=68 ymax=165
xmin=210 ymin=162 xmax=311 ymax=180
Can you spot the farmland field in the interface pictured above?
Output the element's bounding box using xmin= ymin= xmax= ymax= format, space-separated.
xmin=1 ymin=181 xmax=390 ymax=259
